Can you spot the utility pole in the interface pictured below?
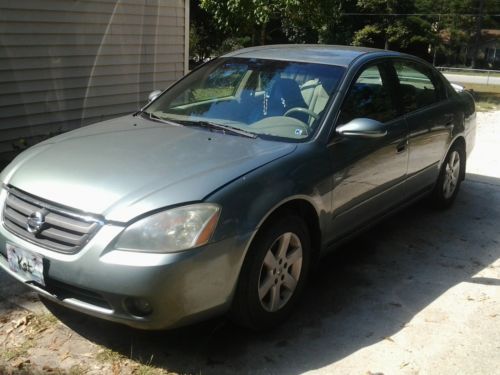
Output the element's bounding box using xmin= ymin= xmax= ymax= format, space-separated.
xmin=471 ymin=0 xmax=485 ymax=68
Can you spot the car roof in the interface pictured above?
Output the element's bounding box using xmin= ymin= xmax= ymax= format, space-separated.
xmin=222 ymin=44 xmax=402 ymax=67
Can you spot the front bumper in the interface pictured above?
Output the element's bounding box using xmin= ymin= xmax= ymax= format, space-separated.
xmin=0 ymin=190 xmax=252 ymax=330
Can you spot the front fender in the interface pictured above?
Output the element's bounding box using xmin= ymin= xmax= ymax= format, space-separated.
xmin=206 ymin=143 xmax=332 ymax=248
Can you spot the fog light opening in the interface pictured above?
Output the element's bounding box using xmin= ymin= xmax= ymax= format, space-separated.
xmin=125 ymin=297 xmax=153 ymax=317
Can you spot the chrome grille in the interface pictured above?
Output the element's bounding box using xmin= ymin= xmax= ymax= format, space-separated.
xmin=2 ymin=188 xmax=102 ymax=254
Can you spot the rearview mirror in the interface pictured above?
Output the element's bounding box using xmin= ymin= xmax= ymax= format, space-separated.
xmin=336 ymin=118 xmax=387 ymax=139
xmin=148 ymin=90 xmax=163 ymax=102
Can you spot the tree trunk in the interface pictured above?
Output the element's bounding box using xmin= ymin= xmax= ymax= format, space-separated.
xmin=252 ymin=26 xmax=258 ymax=46
xmin=383 ymin=14 xmax=389 ymax=50
xmin=471 ymin=0 xmax=485 ymax=68
xmin=432 ymin=14 xmax=441 ymax=66
xmin=260 ymin=23 xmax=267 ymax=45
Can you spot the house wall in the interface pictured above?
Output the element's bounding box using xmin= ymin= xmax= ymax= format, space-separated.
xmin=0 ymin=0 xmax=188 ymax=166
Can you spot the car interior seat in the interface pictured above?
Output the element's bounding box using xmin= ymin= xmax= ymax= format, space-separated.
xmin=265 ymin=78 xmax=309 ymax=123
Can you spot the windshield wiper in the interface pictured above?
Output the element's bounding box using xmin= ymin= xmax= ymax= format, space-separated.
xmin=140 ymin=112 xmax=182 ymax=127
xmin=139 ymin=113 xmax=257 ymax=139
xmin=178 ymin=120 xmax=258 ymax=139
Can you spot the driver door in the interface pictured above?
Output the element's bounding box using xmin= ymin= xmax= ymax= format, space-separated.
xmin=327 ymin=62 xmax=409 ymax=242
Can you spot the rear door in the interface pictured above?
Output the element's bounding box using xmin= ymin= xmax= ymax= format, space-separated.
xmin=327 ymin=62 xmax=408 ymax=241
xmin=392 ymin=60 xmax=455 ymax=189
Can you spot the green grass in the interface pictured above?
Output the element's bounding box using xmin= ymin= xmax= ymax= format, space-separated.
xmin=1 ymin=340 xmax=34 ymax=362
xmin=96 ymin=347 xmax=167 ymax=374
xmin=30 ymin=313 xmax=58 ymax=333
xmin=473 ymin=92 xmax=500 ymax=112
xmin=192 ymin=87 xmax=234 ymax=101
xmin=451 ymin=82 xmax=500 ymax=112
xmin=441 ymin=69 xmax=500 ymax=78
xmin=66 ymin=365 xmax=88 ymax=375
xmin=461 ymin=83 xmax=500 ymax=94
xmin=133 ymin=362 xmax=165 ymax=375
xmin=96 ymin=347 xmax=126 ymax=363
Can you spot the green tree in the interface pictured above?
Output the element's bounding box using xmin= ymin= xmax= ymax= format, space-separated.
xmin=200 ymin=0 xmax=284 ymax=45
xmin=193 ymin=0 xmax=500 ymax=66
xmin=281 ymin=0 xmax=361 ymax=44
xmin=419 ymin=0 xmax=469 ymax=64
xmin=190 ymin=0 xmax=228 ymax=61
xmin=352 ymin=0 xmax=417 ymax=50
xmin=200 ymin=0 xmax=364 ymax=48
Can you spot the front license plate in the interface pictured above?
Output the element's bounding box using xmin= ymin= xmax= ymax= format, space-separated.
xmin=6 ymin=243 xmax=45 ymax=286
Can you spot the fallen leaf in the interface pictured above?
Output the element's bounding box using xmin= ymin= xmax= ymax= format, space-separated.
xmin=36 ymin=326 xmax=48 ymax=334
xmin=12 ymin=358 xmax=30 ymax=369
xmin=14 ymin=317 xmax=27 ymax=328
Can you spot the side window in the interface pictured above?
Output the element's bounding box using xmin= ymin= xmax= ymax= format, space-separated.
xmin=339 ymin=64 xmax=397 ymax=124
xmin=394 ymin=62 xmax=441 ymax=113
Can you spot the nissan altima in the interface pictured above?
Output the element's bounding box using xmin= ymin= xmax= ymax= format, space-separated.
xmin=0 ymin=45 xmax=476 ymax=330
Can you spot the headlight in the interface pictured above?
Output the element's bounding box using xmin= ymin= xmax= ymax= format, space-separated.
xmin=115 ymin=204 xmax=220 ymax=253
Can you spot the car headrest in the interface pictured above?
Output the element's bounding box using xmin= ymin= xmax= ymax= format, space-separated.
xmin=268 ymin=78 xmax=307 ymax=110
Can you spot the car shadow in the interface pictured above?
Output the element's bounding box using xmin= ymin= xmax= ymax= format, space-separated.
xmin=42 ymin=173 xmax=500 ymax=374
xmin=0 ymin=268 xmax=40 ymax=315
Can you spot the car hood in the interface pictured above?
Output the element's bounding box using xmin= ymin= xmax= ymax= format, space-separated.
xmin=1 ymin=115 xmax=296 ymax=222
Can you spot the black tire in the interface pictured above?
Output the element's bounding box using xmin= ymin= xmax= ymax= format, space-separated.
xmin=431 ymin=144 xmax=465 ymax=209
xmin=231 ymin=214 xmax=311 ymax=330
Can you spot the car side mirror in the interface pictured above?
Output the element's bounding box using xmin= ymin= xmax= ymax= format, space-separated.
xmin=450 ymin=83 xmax=464 ymax=93
xmin=336 ymin=118 xmax=387 ymax=139
xmin=148 ymin=90 xmax=163 ymax=102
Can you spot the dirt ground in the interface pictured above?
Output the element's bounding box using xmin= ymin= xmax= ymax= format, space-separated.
xmin=1 ymin=111 xmax=499 ymax=375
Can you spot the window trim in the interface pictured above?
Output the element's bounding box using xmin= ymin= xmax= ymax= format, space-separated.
xmin=333 ymin=61 xmax=401 ymax=129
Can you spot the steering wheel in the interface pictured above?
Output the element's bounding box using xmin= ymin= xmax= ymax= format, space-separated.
xmin=284 ymin=107 xmax=320 ymax=124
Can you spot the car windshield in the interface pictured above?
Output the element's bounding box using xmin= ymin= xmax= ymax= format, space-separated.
xmin=145 ymin=58 xmax=345 ymax=141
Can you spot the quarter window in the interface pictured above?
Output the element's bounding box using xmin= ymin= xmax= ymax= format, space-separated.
xmin=339 ymin=64 xmax=396 ymax=124
xmin=394 ymin=62 xmax=440 ymax=113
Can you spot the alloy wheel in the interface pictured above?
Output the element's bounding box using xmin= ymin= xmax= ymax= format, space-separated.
xmin=443 ymin=150 xmax=461 ymax=199
xmin=258 ymin=232 xmax=303 ymax=312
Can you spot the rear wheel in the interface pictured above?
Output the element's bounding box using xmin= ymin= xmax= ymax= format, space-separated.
xmin=431 ymin=144 xmax=465 ymax=208
xmin=231 ymin=214 xmax=311 ymax=330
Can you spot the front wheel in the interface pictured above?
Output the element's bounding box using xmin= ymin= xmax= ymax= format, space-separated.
xmin=231 ymin=214 xmax=311 ymax=330
xmin=431 ymin=145 xmax=465 ymax=208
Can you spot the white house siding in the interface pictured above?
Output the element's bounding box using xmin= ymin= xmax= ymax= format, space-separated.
xmin=0 ymin=0 xmax=188 ymax=165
